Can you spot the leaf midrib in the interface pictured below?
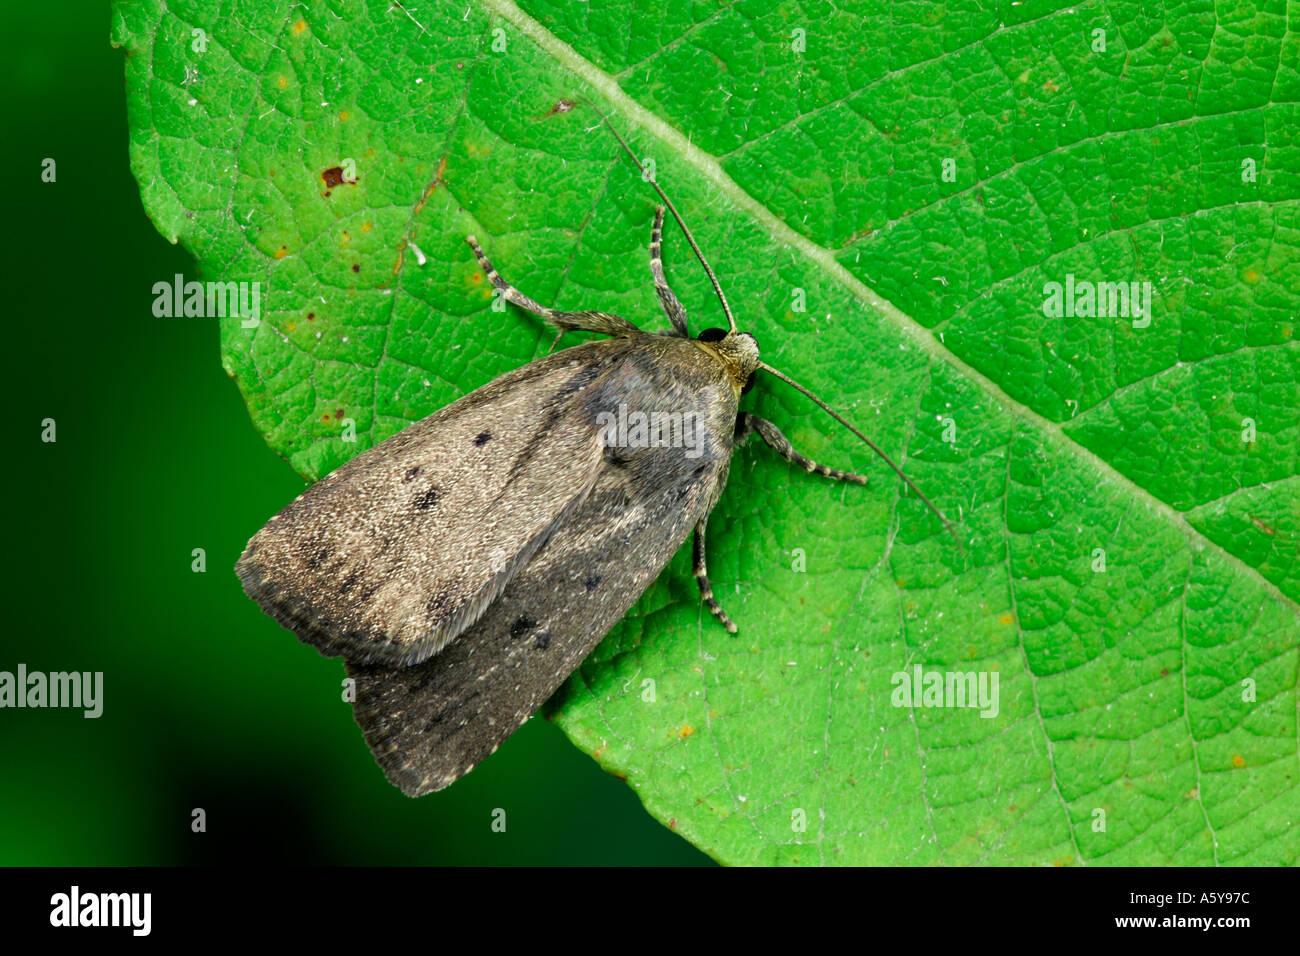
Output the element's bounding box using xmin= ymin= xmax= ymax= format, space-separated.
xmin=480 ymin=0 xmax=1300 ymax=619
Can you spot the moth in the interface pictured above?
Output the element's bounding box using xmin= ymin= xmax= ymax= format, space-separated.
xmin=237 ymin=119 xmax=950 ymax=796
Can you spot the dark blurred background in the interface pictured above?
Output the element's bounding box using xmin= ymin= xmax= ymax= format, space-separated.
xmin=2 ymin=0 xmax=708 ymax=865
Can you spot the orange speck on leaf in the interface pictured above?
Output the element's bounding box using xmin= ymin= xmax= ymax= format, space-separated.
xmin=361 ymin=221 xmax=373 ymax=233
xmin=292 ymin=19 xmax=307 ymax=34
xmin=286 ymin=322 xmax=296 ymax=332
xmin=274 ymin=246 xmax=288 ymax=259
xmin=276 ymin=76 xmax=288 ymax=89
xmin=339 ymin=111 xmax=350 ymax=121
xmin=999 ymin=613 xmax=1014 ymax=625
xmin=678 ymin=725 xmax=695 ymax=739
xmin=1232 ymin=754 xmax=1247 ymax=768
xmin=1249 ymin=514 xmax=1276 ymax=536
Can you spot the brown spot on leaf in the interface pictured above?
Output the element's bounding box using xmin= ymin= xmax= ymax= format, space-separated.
xmin=1250 ymin=514 xmax=1276 ymax=535
xmin=322 ymin=166 xmax=347 ymax=187
xmin=334 ymin=408 xmax=344 ymax=420
xmin=351 ymin=263 xmax=360 ymax=273
xmin=545 ymin=99 xmax=575 ymax=116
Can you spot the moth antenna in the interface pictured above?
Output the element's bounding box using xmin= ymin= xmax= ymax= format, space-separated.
xmin=587 ymin=107 xmax=738 ymax=334
xmin=757 ymin=361 xmax=962 ymax=547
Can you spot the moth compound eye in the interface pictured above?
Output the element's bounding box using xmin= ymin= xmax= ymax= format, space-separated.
xmin=696 ymin=327 xmax=727 ymax=342
xmin=741 ymin=371 xmax=757 ymax=395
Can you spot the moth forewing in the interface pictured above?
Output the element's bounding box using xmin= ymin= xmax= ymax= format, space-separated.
xmin=236 ymin=343 xmax=631 ymax=667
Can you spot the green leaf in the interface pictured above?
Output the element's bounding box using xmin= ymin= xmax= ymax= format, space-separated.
xmin=115 ymin=0 xmax=1300 ymax=864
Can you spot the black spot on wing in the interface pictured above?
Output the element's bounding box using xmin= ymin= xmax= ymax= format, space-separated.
xmin=417 ymin=711 xmax=445 ymax=732
xmin=413 ymin=487 xmax=441 ymax=510
xmin=403 ymin=466 xmax=421 ymax=482
xmin=510 ymin=615 xmax=537 ymax=640
xmin=339 ymin=570 xmax=361 ymax=594
xmin=534 ymin=631 xmax=551 ymax=651
xmin=306 ymin=546 xmax=333 ymax=570
xmin=474 ymin=431 xmax=492 ymax=445
xmin=584 ymin=575 xmax=602 ymax=591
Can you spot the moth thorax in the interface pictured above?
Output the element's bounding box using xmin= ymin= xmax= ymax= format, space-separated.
xmin=696 ymin=329 xmax=760 ymax=393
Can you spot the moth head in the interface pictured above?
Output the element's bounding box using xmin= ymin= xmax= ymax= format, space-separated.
xmin=696 ymin=327 xmax=759 ymax=395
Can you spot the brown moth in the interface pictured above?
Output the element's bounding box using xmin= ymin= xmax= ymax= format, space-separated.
xmin=236 ymin=119 xmax=949 ymax=796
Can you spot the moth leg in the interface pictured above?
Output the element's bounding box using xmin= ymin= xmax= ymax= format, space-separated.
xmin=693 ymin=520 xmax=737 ymax=634
xmin=649 ymin=206 xmax=689 ymax=337
xmin=736 ymin=413 xmax=869 ymax=484
xmin=465 ymin=236 xmax=642 ymax=338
